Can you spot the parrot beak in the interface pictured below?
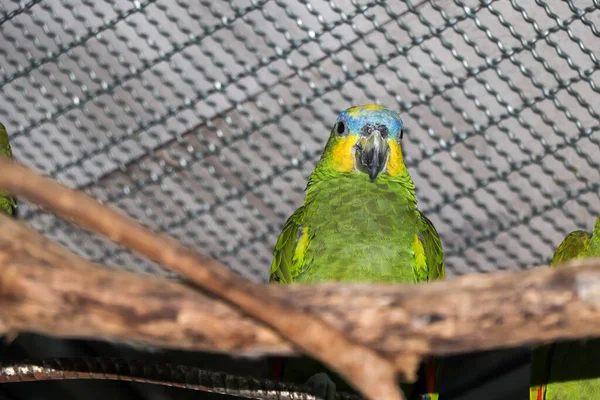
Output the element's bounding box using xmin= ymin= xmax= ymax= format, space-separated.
xmin=355 ymin=125 xmax=390 ymax=182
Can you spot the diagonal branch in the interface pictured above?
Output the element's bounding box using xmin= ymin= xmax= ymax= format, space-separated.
xmin=0 ymin=158 xmax=406 ymax=400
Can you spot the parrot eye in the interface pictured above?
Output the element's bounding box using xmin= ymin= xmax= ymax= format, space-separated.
xmin=336 ymin=121 xmax=347 ymax=136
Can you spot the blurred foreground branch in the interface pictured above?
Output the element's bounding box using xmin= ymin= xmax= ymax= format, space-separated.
xmin=2 ymin=160 xmax=600 ymax=398
xmin=3 ymin=207 xmax=600 ymax=387
xmin=4 ymin=209 xmax=600 ymax=356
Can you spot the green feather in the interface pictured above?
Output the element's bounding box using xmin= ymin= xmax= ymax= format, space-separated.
xmin=271 ymin=173 xmax=442 ymax=284
xmin=270 ymin=105 xmax=444 ymax=399
xmin=419 ymin=214 xmax=445 ymax=281
xmin=530 ymin=217 xmax=600 ymax=400
xmin=0 ymin=123 xmax=16 ymax=216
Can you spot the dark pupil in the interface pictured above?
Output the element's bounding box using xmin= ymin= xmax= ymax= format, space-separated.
xmin=336 ymin=121 xmax=345 ymax=135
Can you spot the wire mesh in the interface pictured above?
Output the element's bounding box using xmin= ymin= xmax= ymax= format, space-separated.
xmin=2 ymin=0 xmax=600 ymax=282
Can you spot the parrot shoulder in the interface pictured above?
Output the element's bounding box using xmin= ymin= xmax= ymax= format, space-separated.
xmin=270 ymin=206 xmax=309 ymax=284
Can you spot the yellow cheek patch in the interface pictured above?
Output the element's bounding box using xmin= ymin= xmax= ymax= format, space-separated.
xmin=386 ymin=139 xmax=406 ymax=176
xmin=331 ymin=135 xmax=359 ymax=172
xmin=346 ymin=103 xmax=386 ymax=117
xmin=413 ymin=234 xmax=427 ymax=275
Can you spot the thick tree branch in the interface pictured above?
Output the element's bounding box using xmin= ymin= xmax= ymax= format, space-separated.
xmin=0 ymin=215 xmax=289 ymax=355
xmin=3 ymin=210 xmax=600 ymax=378
xmin=4 ymin=160 xmax=600 ymax=398
xmin=0 ymin=158 xmax=403 ymax=400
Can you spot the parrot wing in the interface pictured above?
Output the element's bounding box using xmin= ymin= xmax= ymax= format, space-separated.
xmin=417 ymin=213 xmax=444 ymax=399
xmin=550 ymin=230 xmax=590 ymax=266
xmin=419 ymin=212 xmax=445 ymax=281
xmin=269 ymin=206 xmax=307 ymax=382
xmin=270 ymin=206 xmax=306 ymax=284
xmin=530 ymin=228 xmax=593 ymax=399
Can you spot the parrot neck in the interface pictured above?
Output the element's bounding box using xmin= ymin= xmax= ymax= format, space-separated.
xmin=305 ymin=167 xmax=417 ymax=206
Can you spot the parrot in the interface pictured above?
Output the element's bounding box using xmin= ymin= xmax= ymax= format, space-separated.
xmin=0 ymin=122 xmax=17 ymax=216
xmin=269 ymin=104 xmax=445 ymax=400
xmin=529 ymin=217 xmax=600 ymax=400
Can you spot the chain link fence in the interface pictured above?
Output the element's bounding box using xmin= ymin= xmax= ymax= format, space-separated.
xmin=2 ymin=0 xmax=600 ymax=284
xmin=2 ymin=1 xmax=598 ymax=399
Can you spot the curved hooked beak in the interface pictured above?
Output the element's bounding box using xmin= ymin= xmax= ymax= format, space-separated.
xmin=354 ymin=128 xmax=390 ymax=182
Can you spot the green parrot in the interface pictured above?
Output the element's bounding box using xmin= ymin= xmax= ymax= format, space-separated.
xmin=530 ymin=217 xmax=600 ymax=400
xmin=269 ymin=104 xmax=445 ymax=400
xmin=0 ymin=123 xmax=17 ymax=216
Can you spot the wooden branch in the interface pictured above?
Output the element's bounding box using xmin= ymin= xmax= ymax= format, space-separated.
xmin=0 ymin=159 xmax=403 ymax=400
xmin=4 ymin=209 xmax=600 ymax=370
xmin=0 ymin=215 xmax=288 ymax=355
xmin=5 ymin=161 xmax=600 ymax=398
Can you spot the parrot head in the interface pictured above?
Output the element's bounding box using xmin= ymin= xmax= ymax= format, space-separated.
xmin=317 ymin=104 xmax=406 ymax=182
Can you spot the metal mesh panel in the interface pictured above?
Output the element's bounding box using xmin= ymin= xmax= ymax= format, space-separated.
xmin=2 ymin=0 xmax=600 ymax=282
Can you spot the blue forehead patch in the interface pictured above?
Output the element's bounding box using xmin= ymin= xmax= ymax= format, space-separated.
xmin=337 ymin=104 xmax=404 ymax=139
